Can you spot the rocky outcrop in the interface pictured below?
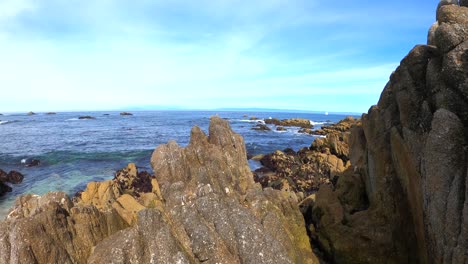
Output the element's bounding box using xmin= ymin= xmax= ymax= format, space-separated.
xmin=252 ymin=123 xmax=271 ymax=131
xmin=265 ymin=118 xmax=313 ymax=128
xmin=26 ymin=111 xmax=35 ymax=115
xmin=120 ymin=112 xmax=133 ymax=116
xmin=0 ymin=117 xmax=318 ymax=263
xmin=253 ymin=117 xmax=359 ymax=197
xmin=0 ymin=169 xmax=24 ymax=197
xmin=309 ymin=2 xmax=468 ymax=263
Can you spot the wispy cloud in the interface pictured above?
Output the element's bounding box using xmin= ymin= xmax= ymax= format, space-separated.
xmin=0 ymin=0 xmax=437 ymax=113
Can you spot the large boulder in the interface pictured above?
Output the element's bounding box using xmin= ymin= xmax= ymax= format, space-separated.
xmin=309 ymin=3 xmax=468 ymax=264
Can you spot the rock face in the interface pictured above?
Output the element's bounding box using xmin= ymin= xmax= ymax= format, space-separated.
xmin=309 ymin=3 xmax=468 ymax=264
xmin=0 ymin=117 xmax=317 ymax=263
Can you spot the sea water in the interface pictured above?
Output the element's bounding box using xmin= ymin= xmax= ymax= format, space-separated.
xmin=0 ymin=111 xmax=354 ymax=218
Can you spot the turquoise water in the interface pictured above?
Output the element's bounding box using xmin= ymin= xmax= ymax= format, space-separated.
xmin=0 ymin=111 xmax=354 ymax=218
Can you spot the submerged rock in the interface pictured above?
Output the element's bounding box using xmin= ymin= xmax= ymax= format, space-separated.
xmin=45 ymin=112 xmax=56 ymax=115
xmin=0 ymin=116 xmax=318 ymax=263
xmin=308 ymin=3 xmax=468 ymax=263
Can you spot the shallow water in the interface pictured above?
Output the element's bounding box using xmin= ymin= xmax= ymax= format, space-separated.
xmin=0 ymin=110 xmax=355 ymax=218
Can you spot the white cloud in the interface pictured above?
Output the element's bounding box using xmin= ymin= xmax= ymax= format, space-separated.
xmin=0 ymin=0 xmax=35 ymax=21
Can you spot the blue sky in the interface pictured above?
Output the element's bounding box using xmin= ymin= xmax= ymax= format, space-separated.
xmin=0 ymin=0 xmax=438 ymax=113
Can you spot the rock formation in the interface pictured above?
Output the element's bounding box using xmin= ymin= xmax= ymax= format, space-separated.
xmin=0 ymin=169 xmax=24 ymax=197
xmin=308 ymin=2 xmax=468 ymax=263
xmin=0 ymin=117 xmax=318 ymax=263
xmin=252 ymin=123 xmax=271 ymax=131
xmin=265 ymin=118 xmax=313 ymax=129
xmin=253 ymin=117 xmax=359 ymax=198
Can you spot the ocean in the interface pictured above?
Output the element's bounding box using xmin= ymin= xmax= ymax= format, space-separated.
xmin=0 ymin=110 xmax=355 ymax=219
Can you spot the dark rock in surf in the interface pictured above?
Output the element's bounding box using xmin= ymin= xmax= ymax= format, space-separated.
xmin=252 ymin=123 xmax=271 ymax=131
xmin=21 ymin=158 xmax=40 ymax=167
xmin=27 ymin=111 xmax=36 ymax=115
xmin=6 ymin=171 xmax=23 ymax=184
xmin=78 ymin=116 xmax=96 ymax=120
xmin=120 ymin=112 xmax=133 ymax=116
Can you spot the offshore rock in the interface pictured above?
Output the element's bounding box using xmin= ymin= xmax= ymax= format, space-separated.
xmin=254 ymin=117 xmax=359 ymax=197
xmin=310 ymin=3 xmax=468 ymax=264
xmin=0 ymin=117 xmax=317 ymax=263
xmin=265 ymin=117 xmax=313 ymax=128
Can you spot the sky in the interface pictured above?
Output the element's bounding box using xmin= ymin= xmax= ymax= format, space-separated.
xmin=0 ymin=0 xmax=438 ymax=113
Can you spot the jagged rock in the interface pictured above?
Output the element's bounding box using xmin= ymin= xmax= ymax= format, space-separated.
xmin=254 ymin=117 xmax=358 ymax=197
xmin=113 ymin=163 xmax=155 ymax=195
xmin=0 ymin=117 xmax=318 ymax=263
xmin=0 ymin=192 xmax=128 ymax=263
xmin=309 ymin=4 xmax=468 ymax=263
